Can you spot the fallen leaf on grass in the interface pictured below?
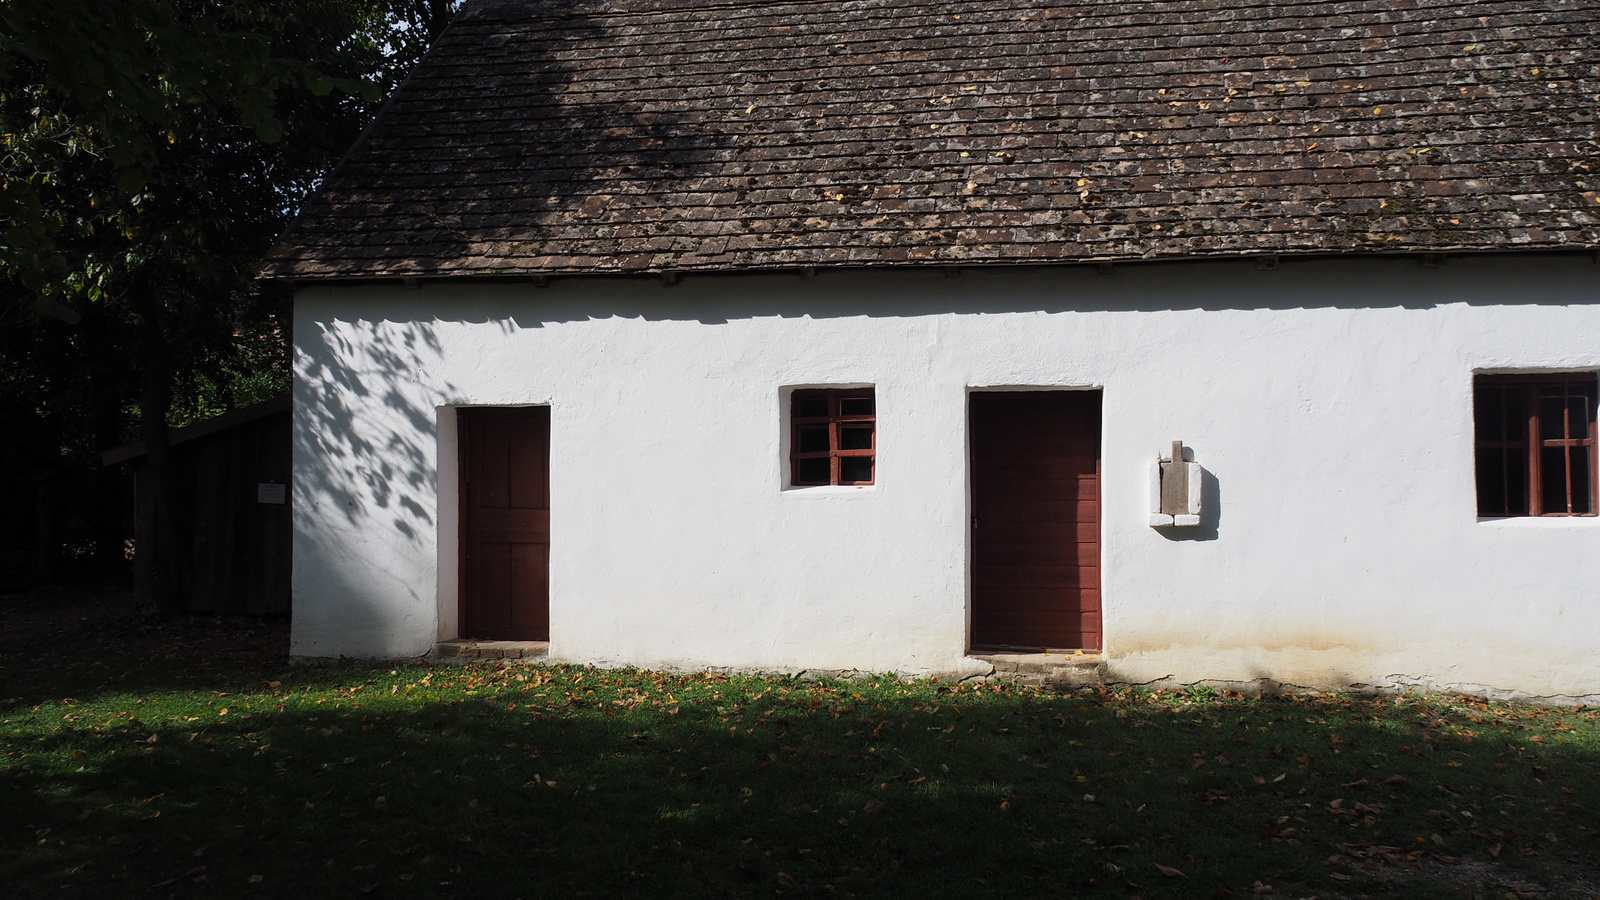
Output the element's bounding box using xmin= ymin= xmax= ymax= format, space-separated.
xmin=1382 ymin=774 xmax=1410 ymax=787
xmin=863 ymin=799 xmax=885 ymax=813
xmin=1153 ymin=863 xmax=1186 ymax=878
xmin=1488 ymin=843 xmax=1502 ymax=858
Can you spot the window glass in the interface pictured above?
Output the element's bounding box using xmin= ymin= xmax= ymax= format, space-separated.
xmin=796 ymin=396 xmax=829 ymax=418
xmin=839 ymin=456 xmax=873 ymax=484
xmin=1572 ymin=446 xmax=1594 ymax=514
xmin=797 ymin=426 xmax=831 ymax=453
xmin=797 ymin=457 xmax=830 ymax=485
xmin=839 ymin=425 xmax=873 ymax=450
xmin=1540 ymin=389 xmax=1569 ymax=441
xmin=839 ymin=397 xmax=874 ymax=417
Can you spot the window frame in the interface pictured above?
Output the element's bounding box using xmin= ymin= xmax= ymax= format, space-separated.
xmin=789 ymin=388 xmax=876 ymax=487
xmin=1473 ymin=373 xmax=1599 ymax=518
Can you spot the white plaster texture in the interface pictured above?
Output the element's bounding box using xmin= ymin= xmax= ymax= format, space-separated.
xmin=291 ymin=255 xmax=1600 ymax=697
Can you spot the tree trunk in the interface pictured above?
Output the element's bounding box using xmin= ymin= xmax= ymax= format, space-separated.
xmin=136 ymin=295 xmax=184 ymax=615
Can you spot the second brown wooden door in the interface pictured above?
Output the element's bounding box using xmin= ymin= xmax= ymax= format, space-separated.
xmin=970 ymin=391 xmax=1102 ymax=651
xmin=460 ymin=407 xmax=550 ymax=641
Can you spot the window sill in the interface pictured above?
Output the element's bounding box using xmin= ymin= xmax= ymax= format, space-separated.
xmin=782 ymin=484 xmax=877 ymax=497
xmin=1476 ymin=516 xmax=1600 ymax=527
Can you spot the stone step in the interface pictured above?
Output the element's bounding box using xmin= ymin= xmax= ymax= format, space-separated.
xmin=435 ymin=640 xmax=549 ymax=661
xmin=971 ymin=651 xmax=1106 ymax=688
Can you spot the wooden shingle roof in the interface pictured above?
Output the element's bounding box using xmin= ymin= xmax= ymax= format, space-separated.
xmin=262 ymin=0 xmax=1600 ymax=280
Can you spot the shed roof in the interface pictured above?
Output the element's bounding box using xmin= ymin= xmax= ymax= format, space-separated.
xmin=100 ymin=396 xmax=291 ymax=467
xmin=261 ymin=0 xmax=1600 ymax=280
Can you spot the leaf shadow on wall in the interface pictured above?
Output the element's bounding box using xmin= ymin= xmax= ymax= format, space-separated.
xmin=292 ymin=316 xmax=454 ymax=651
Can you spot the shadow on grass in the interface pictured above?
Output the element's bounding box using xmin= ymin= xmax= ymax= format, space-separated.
xmin=5 ymin=666 xmax=1599 ymax=900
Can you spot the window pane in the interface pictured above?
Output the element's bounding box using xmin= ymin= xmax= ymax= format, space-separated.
xmin=1476 ymin=448 xmax=1528 ymax=516
xmin=839 ymin=396 xmax=875 ymax=417
xmin=1568 ymin=388 xmax=1594 ymax=441
xmin=839 ymin=456 xmax=873 ymax=484
xmin=797 ymin=425 xmax=830 ymax=453
xmin=795 ymin=395 xmax=828 ymax=418
xmin=839 ymin=425 xmax=873 ymax=450
xmin=1474 ymin=383 xmax=1523 ymax=443
xmin=1540 ymin=388 xmax=1571 ymax=441
xmin=1571 ymin=446 xmax=1593 ymax=514
xmin=1476 ymin=448 xmax=1509 ymax=516
xmin=1541 ymin=445 xmax=1572 ymax=513
xmin=796 ymin=457 xmax=830 ymax=485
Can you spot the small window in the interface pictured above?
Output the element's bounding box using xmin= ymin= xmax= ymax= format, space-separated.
xmin=1474 ymin=374 xmax=1598 ymax=516
xmin=790 ymin=388 xmax=875 ymax=486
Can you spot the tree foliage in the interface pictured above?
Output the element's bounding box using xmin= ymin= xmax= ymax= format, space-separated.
xmin=0 ymin=0 xmax=458 ymax=599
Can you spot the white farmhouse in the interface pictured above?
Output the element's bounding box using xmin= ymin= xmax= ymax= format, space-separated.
xmin=264 ymin=0 xmax=1600 ymax=701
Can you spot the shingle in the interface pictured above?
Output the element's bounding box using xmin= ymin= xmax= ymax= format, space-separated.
xmin=261 ymin=0 xmax=1600 ymax=279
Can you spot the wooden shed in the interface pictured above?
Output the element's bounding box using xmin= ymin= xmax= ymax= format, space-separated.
xmin=102 ymin=396 xmax=291 ymax=616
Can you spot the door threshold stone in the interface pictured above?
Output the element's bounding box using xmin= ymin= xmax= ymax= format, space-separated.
xmin=968 ymin=650 xmax=1106 ymax=688
xmin=435 ymin=640 xmax=550 ymax=661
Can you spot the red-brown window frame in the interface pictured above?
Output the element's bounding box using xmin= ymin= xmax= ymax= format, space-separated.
xmin=790 ymin=388 xmax=876 ymax=486
xmin=1473 ymin=373 xmax=1599 ymax=517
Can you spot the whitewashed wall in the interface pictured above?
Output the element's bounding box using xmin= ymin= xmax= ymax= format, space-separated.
xmin=291 ymin=254 xmax=1600 ymax=699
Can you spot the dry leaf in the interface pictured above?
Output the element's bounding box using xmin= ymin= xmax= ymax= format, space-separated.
xmin=862 ymin=798 xmax=885 ymax=814
xmin=1153 ymin=863 xmax=1186 ymax=878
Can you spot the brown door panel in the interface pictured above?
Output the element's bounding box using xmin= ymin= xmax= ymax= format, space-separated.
xmin=970 ymin=391 xmax=1102 ymax=651
xmin=461 ymin=407 xmax=551 ymax=642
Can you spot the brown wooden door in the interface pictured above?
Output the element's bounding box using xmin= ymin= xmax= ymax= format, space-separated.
xmin=970 ymin=391 xmax=1101 ymax=651
xmin=460 ymin=407 xmax=550 ymax=641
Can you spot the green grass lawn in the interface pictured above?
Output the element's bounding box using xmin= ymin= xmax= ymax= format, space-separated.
xmin=3 ymin=601 xmax=1598 ymax=899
